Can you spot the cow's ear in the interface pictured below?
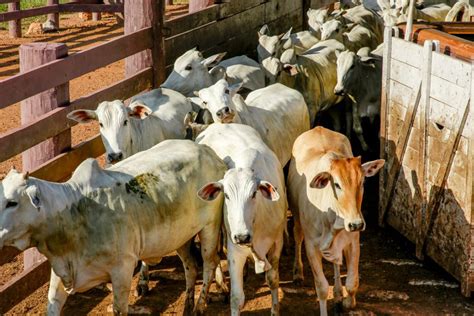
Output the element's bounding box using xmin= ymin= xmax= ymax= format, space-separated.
xmin=362 ymin=159 xmax=385 ymax=177
xmin=279 ymin=27 xmax=293 ymax=41
xmin=67 ymin=109 xmax=97 ymax=123
xmin=128 ymin=103 xmax=152 ymax=119
xmin=229 ymin=81 xmax=243 ymax=97
xmin=258 ymin=181 xmax=280 ymax=201
xmin=25 ymin=185 xmax=41 ymax=209
xmin=209 ymin=65 xmax=226 ymax=83
xmin=258 ymin=24 xmax=269 ymax=37
xmin=310 ymin=172 xmax=332 ymax=189
xmin=184 ymin=111 xmax=197 ymax=126
xmin=197 ymin=182 xmax=223 ymax=201
xmin=335 ymin=50 xmax=341 ymax=58
xmin=283 ymin=64 xmax=299 ymax=76
xmin=202 ymin=52 xmax=227 ymax=68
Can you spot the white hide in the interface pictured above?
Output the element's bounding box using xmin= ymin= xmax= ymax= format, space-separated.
xmin=196 ymin=123 xmax=286 ymax=316
xmin=67 ymin=89 xmax=192 ymax=164
xmin=0 ymin=140 xmax=227 ymax=315
xmin=197 ymin=79 xmax=310 ymax=166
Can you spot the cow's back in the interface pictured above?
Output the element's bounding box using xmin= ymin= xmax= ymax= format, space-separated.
xmin=242 ymin=84 xmax=310 ymax=165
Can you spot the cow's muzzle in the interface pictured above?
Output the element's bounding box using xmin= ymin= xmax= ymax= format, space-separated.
xmin=347 ymin=220 xmax=365 ymax=232
xmin=107 ymin=152 xmax=123 ymax=164
xmin=334 ymin=88 xmax=345 ymax=96
xmin=216 ymin=106 xmax=235 ymax=123
xmin=234 ymin=233 xmax=252 ymax=245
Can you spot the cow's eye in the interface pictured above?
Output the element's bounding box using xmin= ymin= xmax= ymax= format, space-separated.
xmin=224 ymin=89 xmax=230 ymax=94
xmin=6 ymin=201 xmax=18 ymax=208
xmin=124 ymin=120 xmax=128 ymax=126
xmin=334 ymin=183 xmax=341 ymax=190
xmin=99 ymin=122 xmax=103 ymax=128
xmin=224 ymin=193 xmax=229 ymax=199
xmin=202 ymin=101 xmax=208 ymax=106
xmin=335 ymin=28 xmax=340 ymax=32
xmin=252 ymin=191 xmax=257 ymax=199
xmin=185 ymin=65 xmax=192 ymax=71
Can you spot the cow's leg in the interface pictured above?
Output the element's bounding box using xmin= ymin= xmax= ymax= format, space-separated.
xmin=333 ymin=263 xmax=344 ymax=313
xmin=266 ymin=235 xmax=283 ymax=316
xmin=215 ymin=230 xmax=229 ymax=295
xmin=135 ymin=261 xmax=149 ymax=297
xmin=305 ymin=242 xmax=329 ymax=316
xmin=110 ymin=260 xmax=135 ymax=315
xmin=195 ymin=223 xmax=220 ymax=314
xmin=343 ymin=233 xmax=360 ymax=310
xmin=177 ymin=239 xmax=198 ymax=315
xmin=352 ymin=103 xmax=369 ymax=151
xmin=227 ymin=241 xmax=247 ymax=316
xmin=292 ymin=208 xmax=304 ymax=285
xmin=345 ymin=104 xmax=353 ymax=139
xmin=47 ymin=269 xmax=68 ymax=316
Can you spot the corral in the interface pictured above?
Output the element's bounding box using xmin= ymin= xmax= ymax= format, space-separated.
xmin=0 ymin=0 xmax=474 ymax=315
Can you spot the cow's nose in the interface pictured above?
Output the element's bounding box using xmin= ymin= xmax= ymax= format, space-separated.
xmin=334 ymin=88 xmax=344 ymax=96
xmin=234 ymin=234 xmax=251 ymax=244
xmin=107 ymin=152 xmax=123 ymax=163
xmin=223 ymin=106 xmax=230 ymax=114
xmin=348 ymin=221 xmax=364 ymax=232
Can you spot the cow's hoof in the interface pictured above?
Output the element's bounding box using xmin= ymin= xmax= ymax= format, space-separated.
xmin=342 ymin=296 xmax=356 ymax=309
xmin=293 ymin=277 xmax=304 ymax=286
xmin=334 ymin=301 xmax=343 ymax=315
xmin=194 ymin=303 xmax=207 ymax=316
xmin=134 ymin=283 xmax=149 ymax=297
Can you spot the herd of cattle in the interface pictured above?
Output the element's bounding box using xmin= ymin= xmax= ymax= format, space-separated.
xmin=0 ymin=0 xmax=462 ymax=315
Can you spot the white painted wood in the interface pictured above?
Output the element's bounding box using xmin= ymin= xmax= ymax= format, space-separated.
xmin=431 ymin=52 xmax=471 ymax=89
xmin=429 ymin=98 xmax=460 ymax=131
xmin=390 ymin=79 xmax=413 ymax=108
xmin=391 ymin=37 xmax=423 ymax=68
xmin=390 ymin=59 xmax=422 ymax=89
xmin=430 ymin=75 xmax=469 ymax=110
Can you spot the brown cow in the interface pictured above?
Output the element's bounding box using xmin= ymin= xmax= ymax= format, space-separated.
xmin=288 ymin=126 xmax=384 ymax=315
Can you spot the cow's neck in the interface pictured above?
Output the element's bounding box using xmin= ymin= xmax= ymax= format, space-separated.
xmin=129 ymin=116 xmax=164 ymax=155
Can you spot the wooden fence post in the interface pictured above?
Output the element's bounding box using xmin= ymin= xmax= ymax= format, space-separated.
xmin=20 ymin=43 xmax=71 ymax=270
xmin=189 ymin=0 xmax=214 ymax=13
xmin=93 ymin=12 xmax=102 ymax=21
xmin=47 ymin=0 xmax=59 ymax=28
xmin=8 ymin=1 xmax=21 ymax=38
xmin=125 ymin=0 xmax=165 ymax=88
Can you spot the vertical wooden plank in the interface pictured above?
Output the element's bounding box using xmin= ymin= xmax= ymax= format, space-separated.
xmin=92 ymin=12 xmax=101 ymax=21
xmin=125 ymin=0 xmax=153 ymax=78
xmin=464 ymin=60 xmax=474 ymax=297
xmin=8 ymin=1 xmax=21 ymax=38
xmin=379 ymin=26 xmax=393 ymax=227
xmin=20 ymin=43 xmax=71 ymax=270
xmin=189 ymin=0 xmax=214 ymax=13
xmin=416 ymin=40 xmax=433 ymax=260
xmin=151 ymin=0 xmax=166 ymax=88
xmin=302 ymin=0 xmax=311 ymax=29
xmin=47 ymin=0 xmax=59 ymax=28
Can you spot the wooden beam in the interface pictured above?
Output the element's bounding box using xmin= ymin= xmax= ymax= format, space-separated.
xmin=151 ymin=1 xmax=166 ymax=87
xmin=31 ymin=134 xmax=105 ymax=182
xmin=0 ymin=27 xmax=152 ymax=110
xmin=58 ymin=3 xmax=124 ymax=13
xmin=0 ymin=0 xmax=20 ymax=4
xmin=0 ymin=247 xmax=20 ymax=265
xmin=0 ymin=5 xmax=59 ymax=22
xmin=399 ymin=24 xmax=474 ymax=62
xmin=0 ymin=257 xmax=50 ymax=314
xmin=189 ymin=0 xmax=214 ymax=14
xmin=0 ymin=68 xmax=153 ymax=163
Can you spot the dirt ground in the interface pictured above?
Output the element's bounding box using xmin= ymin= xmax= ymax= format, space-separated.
xmin=1 ymin=5 xmax=474 ymax=316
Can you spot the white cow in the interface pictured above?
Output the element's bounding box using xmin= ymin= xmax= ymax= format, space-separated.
xmin=68 ymin=88 xmax=192 ymax=164
xmin=161 ymin=48 xmax=265 ymax=97
xmin=320 ymin=19 xmax=381 ymax=52
xmin=446 ymin=0 xmax=472 ymax=22
xmin=288 ymin=127 xmax=384 ymax=316
xmin=267 ymin=40 xmax=345 ymax=125
xmin=195 ymin=78 xmax=310 ymax=166
xmin=0 ymin=140 xmax=227 ymax=315
xmin=196 ymin=123 xmax=287 ymax=316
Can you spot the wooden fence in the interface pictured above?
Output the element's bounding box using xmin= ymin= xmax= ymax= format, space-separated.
xmin=0 ymin=0 xmax=332 ymax=313
xmin=1 ymin=0 xmax=124 ymax=38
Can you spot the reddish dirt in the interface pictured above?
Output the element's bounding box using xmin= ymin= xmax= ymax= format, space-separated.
xmin=1 ymin=4 xmax=474 ymax=315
